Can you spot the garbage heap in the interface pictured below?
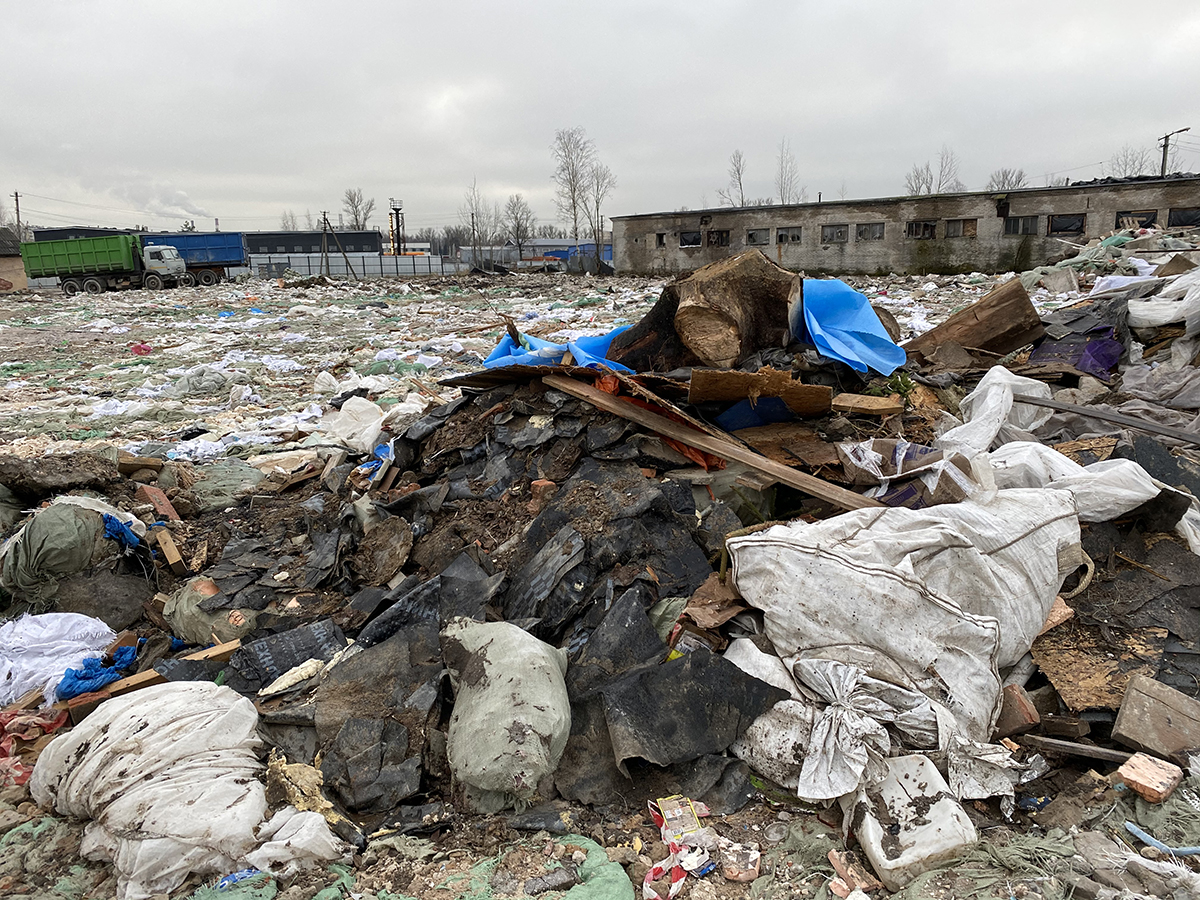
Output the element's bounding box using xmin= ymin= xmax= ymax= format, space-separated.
xmin=3 ymin=248 xmax=1200 ymax=899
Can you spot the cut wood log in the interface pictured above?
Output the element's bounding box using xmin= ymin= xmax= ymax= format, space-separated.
xmin=1112 ymin=674 xmax=1200 ymax=764
xmin=831 ymin=393 xmax=904 ymax=417
xmin=607 ymin=250 xmax=794 ymax=371
xmin=544 ymin=374 xmax=882 ymax=512
xmin=905 ymin=279 xmax=1043 ymax=359
xmin=689 ymin=367 xmax=832 ymax=417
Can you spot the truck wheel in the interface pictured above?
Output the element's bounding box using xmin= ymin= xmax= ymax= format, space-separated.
xmin=197 ymin=269 xmax=218 ymax=286
xmin=83 ymin=277 xmax=104 ymax=295
xmin=144 ymin=273 xmax=164 ymax=290
xmin=62 ymin=279 xmax=82 ymax=297
xmin=179 ymin=272 xmax=196 ymax=287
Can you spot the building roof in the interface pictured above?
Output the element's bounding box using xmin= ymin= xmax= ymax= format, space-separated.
xmin=611 ymin=173 xmax=1200 ymax=221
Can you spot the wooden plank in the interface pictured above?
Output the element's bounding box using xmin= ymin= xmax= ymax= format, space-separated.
xmin=906 ymin=279 xmax=1044 ymax=358
xmin=689 ymin=367 xmax=832 ymax=417
xmin=1018 ymin=734 xmax=1132 ymax=764
xmin=831 ymin=393 xmax=904 ymax=417
xmin=1013 ymin=394 xmax=1200 ymax=447
xmin=100 ymin=639 xmax=242 ymax=700
xmin=150 ymin=526 xmax=188 ymax=576
xmin=543 ymin=374 xmax=882 ymax=512
xmin=117 ymin=454 xmax=164 ymax=475
xmin=1112 ymin=674 xmax=1200 ymax=763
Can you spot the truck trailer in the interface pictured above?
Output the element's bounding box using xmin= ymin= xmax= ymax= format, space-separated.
xmin=20 ymin=234 xmax=190 ymax=295
xmin=141 ymin=231 xmax=248 ymax=285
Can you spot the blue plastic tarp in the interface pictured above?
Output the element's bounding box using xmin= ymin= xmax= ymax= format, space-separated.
xmin=483 ymin=325 xmax=633 ymax=373
xmin=790 ymin=279 xmax=906 ymax=376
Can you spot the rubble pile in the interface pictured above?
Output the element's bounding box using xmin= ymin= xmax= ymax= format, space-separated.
xmin=3 ymin=249 xmax=1200 ymax=899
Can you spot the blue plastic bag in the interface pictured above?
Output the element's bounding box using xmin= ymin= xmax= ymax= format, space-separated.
xmin=791 ymin=279 xmax=906 ymax=376
xmin=102 ymin=514 xmax=141 ymax=551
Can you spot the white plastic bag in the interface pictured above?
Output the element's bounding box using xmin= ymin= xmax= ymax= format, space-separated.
xmin=934 ymin=366 xmax=1053 ymax=455
xmin=0 ymin=612 xmax=115 ymax=706
xmin=442 ymin=618 xmax=570 ymax=812
xmin=319 ymin=395 xmax=383 ymax=452
xmin=728 ymin=490 xmax=1080 ymax=742
xmin=988 ymin=442 xmax=1160 ymax=522
xmin=31 ymin=682 xmax=343 ymax=900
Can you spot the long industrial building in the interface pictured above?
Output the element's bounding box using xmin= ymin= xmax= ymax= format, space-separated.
xmin=611 ymin=175 xmax=1200 ymax=275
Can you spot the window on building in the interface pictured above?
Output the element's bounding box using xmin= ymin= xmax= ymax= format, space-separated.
xmin=776 ymin=227 xmax=802 ymax=243
xmin=345 ymin=244 xmax=356 ymax=251
xmin=1048 ymin=214 xmax=1085 ymax=235
xmin=1115 ymin=210 xmax=1157 ymax=229
xmin=700 ymin=215 xmax=712 ymax=226
xmin=707 ymin=230 xmax=730 ymax=247
xmin=1003 ymin=216 xmax=1038 ymax=236
xmin=856 ymin=223 xmax=885 ymax=241
xmin=276 ymin=245 xmax=286 ymax=252
xmin=746 ymin=229 xmax=769 ymax=245
xmin=945 ymin=219 xmax=977 ymax=238
xmin=656 ymin=232 xmax=666 ymax=248
xmin=680 ymin=231 xmax=702 ymax=247
xmin=294 ymin=245 xmax=303 ymax=252
xmin=1168 ymin=208 xmax=1200 ymax=228
xmin=905 ymin=220 xmax=937 ymax=239
xmin=821 ymin=224 xmax=849 ymax=243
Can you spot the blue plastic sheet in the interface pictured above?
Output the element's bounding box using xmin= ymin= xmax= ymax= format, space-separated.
xmin=102 ymin=514 xmax=141 ymax=550
xmin=483 ymin=325 xmax=633 ymax=372
xmin=790 ymin=279 xmax=906 ymax=376
xmin=57 ymin=644 xmax=139 ymax=700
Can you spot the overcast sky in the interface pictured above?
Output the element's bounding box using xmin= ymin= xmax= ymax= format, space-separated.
xmin=4 ymin=0 xmax=1199 ymax=236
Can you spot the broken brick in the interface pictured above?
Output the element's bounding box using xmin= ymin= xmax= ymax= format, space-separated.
xmin=1115 ymin=752 xmax=1183 ymax=803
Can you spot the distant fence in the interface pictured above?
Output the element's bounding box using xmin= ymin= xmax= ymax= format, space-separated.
xmin=249 ymin=254 xmax=466 ymax=278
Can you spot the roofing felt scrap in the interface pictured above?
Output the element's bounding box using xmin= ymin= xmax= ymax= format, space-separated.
xmin=544 ymin=374 xmax=882 ymax=512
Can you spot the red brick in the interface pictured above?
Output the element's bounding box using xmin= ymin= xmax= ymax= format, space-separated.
xmin=134 ymin=483 xmax=180 ymax=521
xmin=828 ymin=849 xmax=884 ymax=892
xmin=992 ymin=684 xmax=1040 ymax=740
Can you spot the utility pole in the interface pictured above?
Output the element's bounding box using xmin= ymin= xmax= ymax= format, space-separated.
xmin=1159 ymin=127 xmax=1190 ymax=177
xmin=470 ymin=211 xmax=478 ymax=269
xmin=322 ymin=212 xmax=358 ymax=280
xmin=12 ymin=192 xmax=20 ymax=238
xmin=320 ymin=210 xmax=329 ymax=275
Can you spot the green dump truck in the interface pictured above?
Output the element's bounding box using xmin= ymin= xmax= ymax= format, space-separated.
xmin=20 ymin=234 xmax=192 ymax=295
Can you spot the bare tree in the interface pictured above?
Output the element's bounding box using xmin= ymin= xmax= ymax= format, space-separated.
xmin=986 ymin=168 xmax=1028 ymax=191
xmin=838 ymin=180 xmax=848 ymax=201
xmin=1105 ymin=144 xmax=1154 ymax=178
xmin=458 ymin=179 xmax=504 ymax=265
xmin=905 ymin=161 xmax=934 ymax=195
xmin=304 ymin=209 xmax=315 ymax=230
xmin=552 ymin=127 xmax=596 ymax=256
xmin=583 ymin=161 xmax=617 ymax=269
xmin=1047 ymin=176 xmax=1070 ymax=187
xmin=935 ymin=146 xmax=966 ymax=192
xmin=775 ymin=138 xmax=801 ymax=204
xmin=717 ymin=149 xmax=748 ymax=207
xmin=342 ymin=188 xmax=376 ymax=230
xmin=279 ymin=210 xmax=298 ymax=231
xmin=536 ymin=223 xmax=567 ymax=239
xmin=504 ymin=193 xmax=537 ymax=262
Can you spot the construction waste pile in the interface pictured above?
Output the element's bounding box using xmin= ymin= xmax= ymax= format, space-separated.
xmin=2 ymin=242 xmax=1200 ymax=900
